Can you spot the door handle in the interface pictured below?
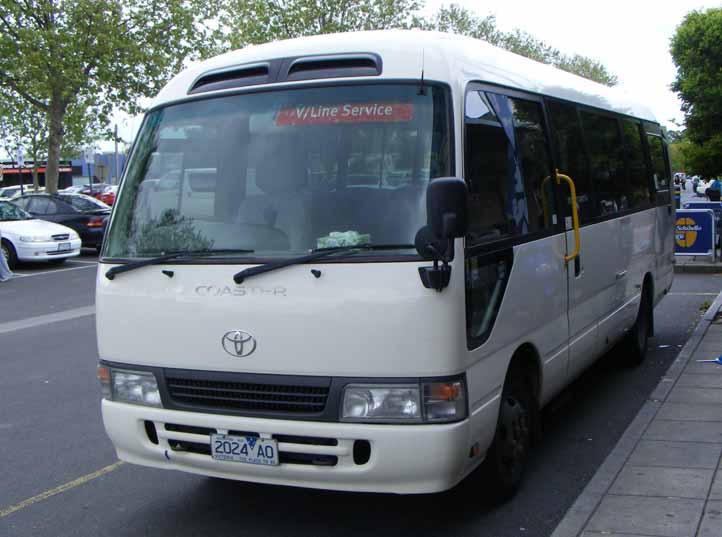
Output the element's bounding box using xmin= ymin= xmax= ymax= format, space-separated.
xmin=555 ymin=170 xmax=581 ymax=264
xmin=615 ymin=270 xmax=627 ymax=280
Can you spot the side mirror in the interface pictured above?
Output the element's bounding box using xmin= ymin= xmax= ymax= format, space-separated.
xmin=427 ymin=178 xmax=468 ymax=239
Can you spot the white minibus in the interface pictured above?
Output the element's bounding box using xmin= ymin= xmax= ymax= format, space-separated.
xmin=97 ymin=30 xmax=674 ymax=498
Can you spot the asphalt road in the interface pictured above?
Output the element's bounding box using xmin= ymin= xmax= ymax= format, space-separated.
xmin=0 ymin=258 xmax=720 ymax=537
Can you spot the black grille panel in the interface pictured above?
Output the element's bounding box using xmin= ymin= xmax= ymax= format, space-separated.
xmin=51 ymin=234 xmax=70 ymax=241
xmin=166 ymin=377 xmax=329 ymax=414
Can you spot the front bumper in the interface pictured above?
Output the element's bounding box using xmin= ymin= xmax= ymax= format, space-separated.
xmin=16 ymin=238 xmax=82 ymax=261
xmin=102 ymin=400 xmax=473 ymax=494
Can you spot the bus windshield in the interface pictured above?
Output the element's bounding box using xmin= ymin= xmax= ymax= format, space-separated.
xmin=105 ymin=84 xmax=451 ymax=260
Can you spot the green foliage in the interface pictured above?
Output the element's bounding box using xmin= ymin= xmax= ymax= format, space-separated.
xmin=220 ymin=0 xmax=422 ymax=48
xmin=415 ymin=3 xmax=499 ymax=42
xmin=0 ymin=0 xmax=219 ymax=191
xmin=132 ymin=210 xmax=213 ymax=255
xmin=671 ymin=8 xmax=722 ymax=177
xmin=219 ymin=1 xmax=617 ymax=87
xmin=422 ymin=6 xmax=618 ymax=86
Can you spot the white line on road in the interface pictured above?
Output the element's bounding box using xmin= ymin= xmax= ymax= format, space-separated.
xmin=0 ymin=462 xmax=124 ymax=518
xmin=0 ymin=305 xmax=95 ymax=335
xmin=668 ymin=292 xmax=720 ymax=296
xmin=11 ymin=264 xmax=96 ymax=278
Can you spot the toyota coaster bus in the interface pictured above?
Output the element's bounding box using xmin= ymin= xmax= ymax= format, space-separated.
xmin=97 ymin=30 xmax=674 ymax=498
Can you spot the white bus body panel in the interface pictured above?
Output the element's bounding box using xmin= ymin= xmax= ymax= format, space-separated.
xmin=96 ymin=260 xmax=469 ymax=377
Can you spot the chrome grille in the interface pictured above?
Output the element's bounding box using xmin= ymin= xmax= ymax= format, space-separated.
xmin=51 ymin=234 xmax=70 ymax=241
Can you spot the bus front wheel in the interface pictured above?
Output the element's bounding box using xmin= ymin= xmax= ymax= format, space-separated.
xmin=623 ymin=288 xmax=651 ymax=366
xmin=480 ymin=361 xmax=535 ymax=502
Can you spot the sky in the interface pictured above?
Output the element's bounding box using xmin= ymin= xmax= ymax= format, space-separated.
xmin=422 ymin=0 xmax=717 ymax=129
xmin=102 ymin=0 xmax=713 ymax=151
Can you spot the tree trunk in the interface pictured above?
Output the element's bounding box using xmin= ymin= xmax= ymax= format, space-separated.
xmin=45 ymin=98 xmax=66 ymax=194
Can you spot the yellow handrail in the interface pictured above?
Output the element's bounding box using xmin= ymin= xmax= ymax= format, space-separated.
xmin=555 ymin=169 xmax=580 ymax=264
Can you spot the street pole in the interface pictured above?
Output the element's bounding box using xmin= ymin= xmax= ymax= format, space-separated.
xmin=114 ymin=124 xmax=119 ymax=185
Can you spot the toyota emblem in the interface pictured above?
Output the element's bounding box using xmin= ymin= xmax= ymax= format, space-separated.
xmin=222 ymin=330 xmax=257 ymax=357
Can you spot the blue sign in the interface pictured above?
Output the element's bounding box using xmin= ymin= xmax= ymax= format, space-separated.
xmin=675 ymin=209 xmax=715 ymax=257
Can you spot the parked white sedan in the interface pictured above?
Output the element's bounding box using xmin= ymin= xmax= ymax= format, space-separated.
xmin=0 ymin=200 xmax=81 ymax=269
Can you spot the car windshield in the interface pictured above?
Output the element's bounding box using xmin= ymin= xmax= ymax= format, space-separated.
xmin=104 ymin=84 xmax=451 ymax=259
xmin=0 ymin=201 xmax=32 ymax=221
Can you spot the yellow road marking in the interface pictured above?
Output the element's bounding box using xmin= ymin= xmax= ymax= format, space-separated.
xmin=0 ymin=461 xmax=124 ymax=518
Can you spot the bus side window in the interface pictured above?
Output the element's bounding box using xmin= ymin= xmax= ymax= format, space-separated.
xmin=580 ymin=111 xmax=626 ymax=215
xmin=647 ymin=135 xmax=671 ymax=204
xmin=463 ymin=92 xmax=556 ymax=244
xmin=547 ymin=101 xmax=595 ymax=223
xmin=621 ymin=120 xmax=651 ymax=209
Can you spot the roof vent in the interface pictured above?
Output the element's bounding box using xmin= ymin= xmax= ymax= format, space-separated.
xmin=285 ymin=54 xmax=381 ymax=81
xmin=189 ymin=63 xmax=270 ymax=94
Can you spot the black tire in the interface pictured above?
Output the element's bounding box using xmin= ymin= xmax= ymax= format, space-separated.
xmin=623 ymin=287 xmax=651 ymax=366
xmin=479 ymin=362 xmax=535 ymax=503
xmin=1 ymin=239 xmax=17 ymax=270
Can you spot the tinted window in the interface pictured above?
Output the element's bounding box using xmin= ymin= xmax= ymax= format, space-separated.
xmin=464 ymin=93 xmax=555 ymax=244
xmin=465 ymin=250 xmax=512 ymax=347
xmin=648 ymin=135 xmax=671 ymax=202
xmin=59 ymin=195 xmax=103 ymax=212
xmin=28 ymin=197 xmax=55 ymax=214
xmin=621 ymin=120 xmax=651 ymax=209
xmin=12 ymin=197 xmax=31 ymax=210
xmin=581 ymin=112 xmax=625 ymax=215
xmin=547 ymin=101 xmax=595 ymax=223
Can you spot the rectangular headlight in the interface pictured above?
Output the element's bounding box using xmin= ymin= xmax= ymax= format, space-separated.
xmin=98 ymin=365 xmax=162 ymax=407
xmin=341 ymin=377 xmax=467 ymax=423
xmin=342 ymin=384 xmax=421 ymax=422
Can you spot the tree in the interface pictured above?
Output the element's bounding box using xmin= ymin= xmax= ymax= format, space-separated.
xmin=671 ymin=8 xmax=722 ymax=177
xmin=219 ymin=0 xmax=422 ymax=49
xmin=220 ymin=2 xmax=617 ymax=87
xmin=0 ymin=87 xmax=92 ymax=190
xmin=422 ymin=5 xmax=618 ymax=86
xmin=0 ymin=0 xmax=218 ymax=193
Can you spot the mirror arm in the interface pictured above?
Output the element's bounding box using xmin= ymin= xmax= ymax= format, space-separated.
xmin=418 ymin=238 xmax=453 ymax=292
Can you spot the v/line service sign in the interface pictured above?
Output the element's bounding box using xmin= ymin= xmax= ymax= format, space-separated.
xmin=675 ymin=209 xmax=715 ymax=257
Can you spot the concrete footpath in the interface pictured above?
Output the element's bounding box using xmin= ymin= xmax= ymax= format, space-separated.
xmin=552 ymin=291 xmax=722 ymax=537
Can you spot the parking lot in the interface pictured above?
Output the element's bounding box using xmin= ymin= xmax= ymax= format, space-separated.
xmin=0 ymin=256 xmax=718 ymax=537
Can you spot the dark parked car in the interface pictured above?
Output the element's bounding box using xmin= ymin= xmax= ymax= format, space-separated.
xmin=13 ymin=193 xmax=111 ymax=251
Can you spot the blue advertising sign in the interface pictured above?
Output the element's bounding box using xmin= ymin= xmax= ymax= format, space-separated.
xmin=682 ymin=201 xmax=722 ymax=215
xmin=675 ymin=209 xmax=715 ymax=257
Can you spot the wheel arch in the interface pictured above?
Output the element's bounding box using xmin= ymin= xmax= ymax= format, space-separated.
xmin=642 ymin=272 xmax=654 ymax=336
xmin=508 ymin=342 xmax=543 ymax=409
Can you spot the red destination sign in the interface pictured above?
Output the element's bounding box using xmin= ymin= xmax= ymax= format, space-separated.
xmin=276 ymin=102 xmax=413 ymax=126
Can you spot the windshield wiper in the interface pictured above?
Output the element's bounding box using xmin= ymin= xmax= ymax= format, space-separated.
xmin=233 ymin=243 xmax=414 ymax=284
xmin=105 ymin=249 xmax=255 ymax=280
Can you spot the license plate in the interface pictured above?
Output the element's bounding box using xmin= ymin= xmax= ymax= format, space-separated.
xmin=210 ymin=434 xmax=279 ymax=466
xmin=58 ymin=242 xmax=71 ymax=251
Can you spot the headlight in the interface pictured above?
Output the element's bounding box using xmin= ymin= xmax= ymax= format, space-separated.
xmin=342 ymin=378 xmax=467 ymax=423
xmin=342 ymin=385 xmax=421 ymax=422
xmin=19 ymin=235 xmax=50 ymax=242
xmin=97 ymin=365 xmax=162 ymax=407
